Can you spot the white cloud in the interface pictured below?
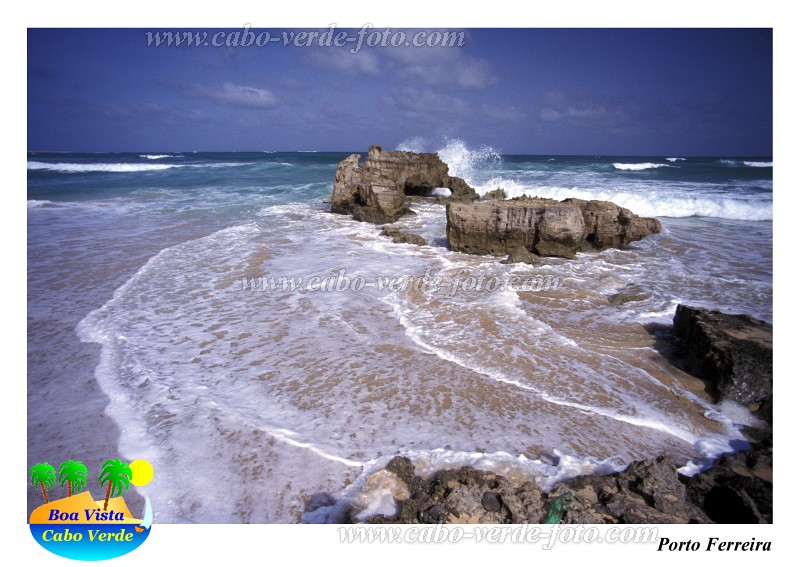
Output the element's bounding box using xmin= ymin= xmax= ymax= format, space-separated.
xmin=385 ymin=46 xmax=497 ymax=90
xmin=566 ymin=105 xmax=608 ymax=119
xmin=540 ymin=108 xmax=562 ymax=121
xmin=302 ymin=48 xmax=381 ymax=77
xmin=188 ymin=83 xmax=280 ymax=109
xmin=383 ymin=87 xmax=469 ymax=119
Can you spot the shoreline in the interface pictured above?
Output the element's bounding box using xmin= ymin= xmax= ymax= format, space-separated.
xmin=28 ymin=150 xmax=772 ymax=523
xmin=304 ymin=304 xmax=772 ymax=524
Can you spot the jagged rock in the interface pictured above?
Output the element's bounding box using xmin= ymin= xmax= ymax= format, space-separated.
xmin=446 ymin=196 xmax=661 ymax=259
xmin=364 ymin=453 xmax=777 ymax=524
xmin=445 ymin=177 xmax=479 ymax=203
xmin=500 ymin=246 xmax=541 ymax=265
xmin=548 ymin=456 xmax=710 ymax=524
xmin=672 ymin=305 xmax=772 ymax=421
xmin=682 ymin=446 xmax=772 ymax=523
xmin=483 ymin=188 xmax=506 ymax=201
xmin=380 ymin=227 xmax=427 ymax=246
xmin=331 ymin=146 xmax=478 ymax=224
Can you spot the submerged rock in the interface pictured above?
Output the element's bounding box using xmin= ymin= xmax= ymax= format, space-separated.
xmin=331 ymin=145 xmax=478 ymax=224
xmin=608 ymin=285 xmax=652 ymax=305
xmin=380 ymin=227 xmax=427 ymax=246
xmin=446 ymin=196 xmax=661 ymax=258
xmin=500 ymin=246 xmax=540 ymax=265
xmin=672 ymin=305 xmax=773 ymax=422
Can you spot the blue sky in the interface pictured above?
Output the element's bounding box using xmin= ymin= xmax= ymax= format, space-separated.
xmin=28 ymin=28 xmax=772 ymax=155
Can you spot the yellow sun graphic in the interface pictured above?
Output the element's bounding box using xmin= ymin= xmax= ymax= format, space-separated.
xmin=129 ymin=459 xmax=154 ymax=487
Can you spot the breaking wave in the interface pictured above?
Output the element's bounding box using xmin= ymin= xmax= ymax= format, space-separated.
xmin=27 ymin=161 xmax=250 ymax=173
xmin=475 ymin=180 xmax=772 ymax=221
xmin=613 ymin=162 xmax=669 ymax=171
xmin=719 ymin=159 xmax=773 ymax=168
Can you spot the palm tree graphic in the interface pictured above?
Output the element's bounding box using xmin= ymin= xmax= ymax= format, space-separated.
xmin=98 ymin=459 xmax=132 ymax=511
xmin=30 ymin=462 xmax=57 ymax=504
xmin=58 ymin=460 xmax=88 ymax=497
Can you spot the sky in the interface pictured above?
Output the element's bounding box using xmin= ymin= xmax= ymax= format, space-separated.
xmin=28 ymin=28 xmax=772 ymax=155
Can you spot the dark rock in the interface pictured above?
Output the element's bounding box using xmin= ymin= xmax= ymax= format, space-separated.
xmin=551 ymin=456 xmax=710 ymax=524
xmin=420 ymin=505 xmax=451 ymax=524
xmin=672 ymin=305 xmax=772 ymax=421
xmin=446 ymin=196 xmax=661 ymax=259
xmin=500 ymin=246 xmax=541 ymax=265
xmin=365 ymin=454 xmax=748 ymax=524
xmin=331 ymin=145 xmax=478 ymax=224
xmin=481 ymin=491 xmax=502 ymax=512
xmin=363 ymin=448 xmax=774 ymax=525
xmin=380 ymin=227 xmax=427 ymax=246
xmin=682 ymin=446 xmax=772 ymax=523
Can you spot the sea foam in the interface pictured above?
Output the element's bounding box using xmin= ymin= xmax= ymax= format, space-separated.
xmin=613 ymin=162 xmax=669 ymax=171
xmin=27 ymin=161 xmax=250 ymax=173
xmin=471 ymin=180 xmax=772 ymax=221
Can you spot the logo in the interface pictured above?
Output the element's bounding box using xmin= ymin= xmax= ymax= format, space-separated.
xmin=29 ymin=458 xmax=154 ymax=561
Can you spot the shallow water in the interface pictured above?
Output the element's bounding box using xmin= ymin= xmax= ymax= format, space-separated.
xmin=28 ymin=142 xmax=772 ymax=522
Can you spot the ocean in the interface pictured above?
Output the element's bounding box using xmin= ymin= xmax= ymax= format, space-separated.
xmin=27 ymin=141 xmax=773 ymax=522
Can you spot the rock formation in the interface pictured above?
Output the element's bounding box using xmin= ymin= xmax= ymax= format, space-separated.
xmin=331 ymin=145 xmax=478 ymax=224
xmin=446 ymin=196 xmax=661 ymax=258
xmin=482 ymin=188 xmax=506 ymax=201
xmin=357 ymin=443 xmax=771 ymax=524
xmin=672 ymin=305 xmax=773 ymax=422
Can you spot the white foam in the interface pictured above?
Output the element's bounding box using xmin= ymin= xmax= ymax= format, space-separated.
xmin=430 ymin=187 xmax=452 ymax=197
xmin=720 ymin=159 xmax=772 ymax=168
xmin=613 ymin=162 xmax=669 ymax=171
xmin=476 ymin=181 xmax=772 ymax=221
xmin=27 ymin=161 xmax=250 ymax=173
xmin=27 ymin=199 xmax=54 ymax=208
xmin=139 ymin=154 xmax=176 ymax=160
xmin=666 ymin=157 xmax=685 ymax=162
xmin=435 ymin=139 xmax=501 ymax=182
xmin=395 ymin=137 xmax=427 ymax=153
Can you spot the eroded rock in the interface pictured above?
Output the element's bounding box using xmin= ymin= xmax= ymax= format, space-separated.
xmin=446 ymin=196 xmax=661 ymax=259
xmin=331 ymin=145 xmax=478 ymax=224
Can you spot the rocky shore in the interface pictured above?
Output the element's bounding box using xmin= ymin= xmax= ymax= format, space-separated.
xmin=325 ymin=148 xmax=773 ymax=525
xmin=362 ymin=443 xmax=771 ymax=524
xmin=325 ymin=305 xmax=773 ymax=525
